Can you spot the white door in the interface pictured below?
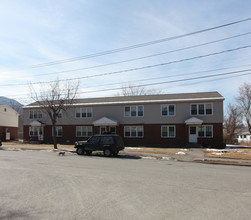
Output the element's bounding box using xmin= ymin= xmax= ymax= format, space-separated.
xmin=189 ymin=126 xmax=198 ymax=143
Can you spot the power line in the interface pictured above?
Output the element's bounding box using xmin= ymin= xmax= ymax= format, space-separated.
xmin=1 ymin=44 xmax=250 ymax=87
xmin=71 ymin=69 xmax=251 ymax=94
xmin=7 ymin=68 xmax=251 ymax=100
xmin=79 ymin=62 xmax=251 ymax=89
xmin=15 ymin=31 xmax=251 ymax=78
xmin=2 ymin=17 xmax=251 ymax=72
xmin=14 ymin=71 xmax=248 ymax=105
xmin=6 ymin=62 xmax=251 ymax=98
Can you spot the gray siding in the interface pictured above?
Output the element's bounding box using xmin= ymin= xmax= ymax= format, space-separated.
xmin=23 ymin=100 xmax=223 ymax=125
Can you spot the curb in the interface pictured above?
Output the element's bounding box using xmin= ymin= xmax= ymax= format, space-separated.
xmin=193 ymin=159 xmax=251 ymax=167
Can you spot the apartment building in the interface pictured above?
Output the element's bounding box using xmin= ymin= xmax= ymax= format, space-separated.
xmin=23 ymin=92 xmax=224 ymax=147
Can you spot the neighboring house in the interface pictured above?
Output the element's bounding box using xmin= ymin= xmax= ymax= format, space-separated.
xmin=0 ymin=104 xmax=19 ymax=140
xmin=22 ymin=91 xmax=224 ymax=147
xmin=237 ymin=132 xmax=251 ymax=144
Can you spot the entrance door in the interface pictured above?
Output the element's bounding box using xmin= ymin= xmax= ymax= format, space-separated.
xmin=189 ymin=126 xmax=198 ymax=143
xmin=100 ymin=127 xmax=107 ymax=134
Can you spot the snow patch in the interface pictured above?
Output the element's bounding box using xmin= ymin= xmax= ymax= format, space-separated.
xmin=206 ymin=149 xmax=225 ymax=151
xmin=176 ymin=151 xmax=186 ymax=155
xmin=127 ymin=147 xmax=141 ymax=150
xmin=212 ymin=152 xmax=224 ymax=155
xmin=142 ymin=156 xmax=157 ymax=160
xmin=161 ymin=157 xmax=170 ymax=160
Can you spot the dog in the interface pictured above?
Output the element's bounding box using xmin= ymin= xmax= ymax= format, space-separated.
xmin=58 ymin=151 xmax=65 ymax=156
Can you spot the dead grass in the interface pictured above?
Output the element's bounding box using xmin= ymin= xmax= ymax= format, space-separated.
xmin=204 ymin=149 xmax=251 ymax=160
xmin=126 ymin=148 xmax=188 ymax=156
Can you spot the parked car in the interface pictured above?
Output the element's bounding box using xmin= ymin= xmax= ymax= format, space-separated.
xmin=75 ymin=135 xmax=124 ymax=157
xmin=0 ymin=140 xmax=2 ymax=146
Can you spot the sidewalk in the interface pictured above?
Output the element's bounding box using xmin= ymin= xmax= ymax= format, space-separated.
xmin=1 ymin=142 xmax=251 ymax=166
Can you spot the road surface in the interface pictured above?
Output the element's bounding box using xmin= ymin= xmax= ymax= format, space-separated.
xmin=0 ymin=150 xmax=250 ymax=220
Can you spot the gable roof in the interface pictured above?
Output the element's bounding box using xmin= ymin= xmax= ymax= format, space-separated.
xmin=185 ymin=117 xmax=203 ymax=125
xmin=93 ymin=117 xmax=118 ymax=126
xmin=0 ymin=104 xmax=19 ymax=115
xmin=24 ymin=91 xmax=224 ymax=108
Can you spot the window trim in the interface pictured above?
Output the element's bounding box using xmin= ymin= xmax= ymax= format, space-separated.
xmin=75 ymin=107 xmax=93 ymax=118
xmin=190 ymin=103 xmax=213 ymax=116
xmin=52 ymin=126 xmax=63 ymax=137
xmin=124 ymin=106 xmax=144 ymax=117
xmin=29 ymin=127 xmax=43 ymax=137
xmin=161 ymin=104 xmax=176 ymax=116
xmin=124 ymin=126 xmax=144 ymax=138
xmin=198 ymin=125 xmax=213 ymax=138
xmin=161 ymin=125 xmax=176 ymax=138
xmin=76 ymin=126 xmax=93 ymax=137
xmin=58 ymin=109 xmax=63 ymax=119
xmin=29 ymin=110 xmax=43 ymax=119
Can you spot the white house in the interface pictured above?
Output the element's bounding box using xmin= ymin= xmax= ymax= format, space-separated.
xmin=0 ymin=104 xmax=19 ymax=140
xmin=237 ymin=132 xmax=251 ymax=144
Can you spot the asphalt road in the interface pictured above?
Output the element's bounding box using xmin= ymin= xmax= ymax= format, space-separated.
xmin=0 ymin=150 xmax=251 ymax=220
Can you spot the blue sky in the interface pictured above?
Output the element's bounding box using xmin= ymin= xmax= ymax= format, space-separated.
xmin=0 ymin=0 xmax=250 ymax=107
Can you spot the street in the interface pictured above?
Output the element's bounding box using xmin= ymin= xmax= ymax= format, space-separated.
xmin=0 ymin=150 xmax=251 ymax=220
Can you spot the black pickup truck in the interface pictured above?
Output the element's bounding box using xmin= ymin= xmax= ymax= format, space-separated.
xmin=75 ymin=135 xmax=124 ymax=157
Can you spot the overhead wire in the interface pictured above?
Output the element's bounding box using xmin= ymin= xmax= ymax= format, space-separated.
xmin=8 ymin=68 xmax=251 ymax=99
xmin=11 ymin=31 xmax=251 ymax=78
xmin=1 ymin=44 xmax=250 ymax=87
xmin=1 ymin=17 xmax=251 ymax=72
xmin=6 ymin=62 xmax=251 ymax=98
xmin=69 ymin=69 xmax=251 ymax=94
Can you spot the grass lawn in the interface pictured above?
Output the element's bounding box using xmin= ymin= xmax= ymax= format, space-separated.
xmin=204 ymin=149 xmax=251 ymax=160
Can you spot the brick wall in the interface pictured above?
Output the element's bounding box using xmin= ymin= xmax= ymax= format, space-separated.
xmin=0 ymin=126 xmax=18 ymax=140
xmin=24 ymin=123 xmax=223 ymax=147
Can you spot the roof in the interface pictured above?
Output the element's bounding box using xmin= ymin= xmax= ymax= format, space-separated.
xmin=24 ymin=91 xmax=224 ymax=108
xmin=93 ymin=117 xmax=118 ymax=126
xmin=185 ymin=117 xmax=203 ymax=125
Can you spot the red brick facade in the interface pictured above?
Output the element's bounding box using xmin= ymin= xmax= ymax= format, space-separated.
xmin=0 ymin=126 xmax=18 ymax=141
xmin=24 ymin=123 xmax=223 ymax=147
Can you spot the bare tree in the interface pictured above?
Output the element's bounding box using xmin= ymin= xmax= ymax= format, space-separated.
xmin=236 ymin=83 xmax=251 ymax=133
xmin=117 ymin=83 xmax=160 ymax=96
xmin=224 ymin=104 xmax=243 ymax=143
xmin=30 ymin=80 xmax=79 ymax=149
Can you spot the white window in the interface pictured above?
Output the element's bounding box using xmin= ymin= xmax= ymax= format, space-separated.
xmin=58 ymin=110 xmax=63 ymax=118
xmin=124 ymin=126 xmax=144 ymax=138
xmin=161 ymin=104 xmax=175 ymax=116
xmin=76 ymin=126 xmax=93 ymax=137
xmin=191 ymin=104 xmax=213 ymax=116
xmin=161 ymin=126 xmax=176 ymax=138
xmin=124 ymin=106 xmax=144 ymax=117
xmin=198 ymin=125 xmax=213 ymax=137
xmin=75 ymin=107 xmax=92 ymax=118
xmin=52 ymin=126 xmax=63 ymax=137
xmin=29 ymin=127 xmax=43 ymax=137
xmin=29 ymin=110 xmax=42 ymax=119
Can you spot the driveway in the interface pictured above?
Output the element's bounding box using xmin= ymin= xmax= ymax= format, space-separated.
xmin=0 ymin=150 xmax=251 ymax=220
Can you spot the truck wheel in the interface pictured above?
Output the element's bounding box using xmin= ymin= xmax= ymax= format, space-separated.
xmin=103 ymin=148 xmax=112 ymax=157
xmin=76 ymin=147 xmax=84 ymax=155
